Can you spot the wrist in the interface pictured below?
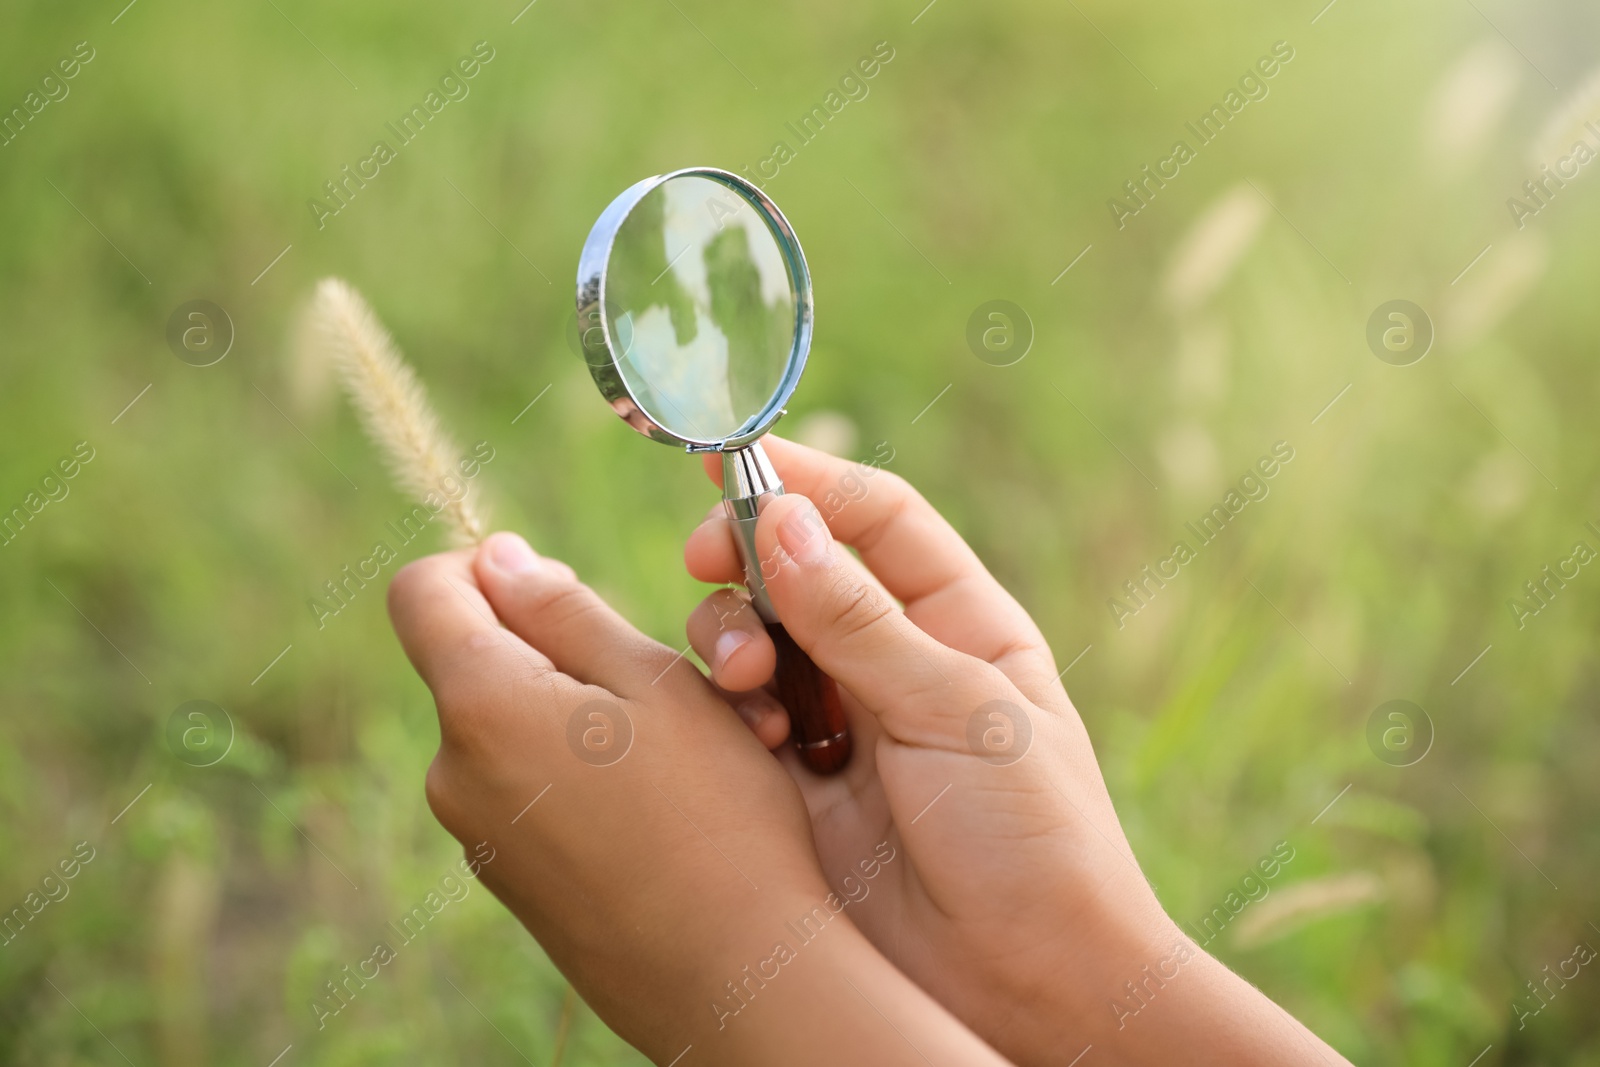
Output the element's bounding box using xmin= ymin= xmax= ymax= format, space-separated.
xmin=989 ymin=896 xmax=1181 ymax=1066
xmin=668 ymin=886 xmax=1013 ymax=1067
xmin=1003 ymin=906 xmax=1352 ymax=1067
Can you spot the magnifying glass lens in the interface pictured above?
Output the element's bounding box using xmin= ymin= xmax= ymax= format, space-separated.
xmin=605 ymin=175 xmax=797 ymax=443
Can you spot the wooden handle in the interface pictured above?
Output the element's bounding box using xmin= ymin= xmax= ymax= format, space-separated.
xmin=766 ymin=622 xmax=852 ymax=775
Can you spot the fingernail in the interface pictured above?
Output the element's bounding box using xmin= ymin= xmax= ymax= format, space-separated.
xmin=487 ymin=532 xmax=539 ymax=575
xmin=713 ymin=629 xmax=752 ymax=675
xmin=776 ymin=498 xmax=831 ymax=565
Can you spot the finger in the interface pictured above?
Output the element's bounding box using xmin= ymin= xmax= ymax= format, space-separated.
xmin=754 ymin=493 xmax=1008 ymax=749
xmin=686 ymin=510 xmax=895 ymax=604
xmin=389 ymin=549 xmax=554 ymax=691
xmin=699 ymin=435 xmax=985 ymax=604
xmin=685 ymin=507 xmax=738 ymax=585
xmin=700 ymin=437 xmax=1056 ymax=697
xmin=685 ymin=587 xmax=776 ymax=693
xmin=473 ymin=531 xmax=693 ymax=697
xmin=714 ymin=680 xmax=790 ymax=750
xmin=388 ymin=551 xmax=575 ymax=752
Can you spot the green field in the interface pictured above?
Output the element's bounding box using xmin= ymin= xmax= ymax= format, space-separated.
xmin=2 ymin=0 xmax=1598 ymax=1063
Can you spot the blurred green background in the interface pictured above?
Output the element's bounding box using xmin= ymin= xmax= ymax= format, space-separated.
xmin=2 ymin=0 xmax=1598 ymax=1063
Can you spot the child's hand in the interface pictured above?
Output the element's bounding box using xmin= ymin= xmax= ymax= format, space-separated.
xmin=387 ymin=537 xmax=1017 ymax=1067
xmin=684 ymin=436 xmax=1350 ymax=1067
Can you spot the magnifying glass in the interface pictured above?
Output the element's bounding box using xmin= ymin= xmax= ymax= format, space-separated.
xmin=575 ymin=166 xmax=852 ymax=775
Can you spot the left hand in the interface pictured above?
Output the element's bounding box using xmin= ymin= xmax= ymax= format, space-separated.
xmin=387 ymin=533 xmax=1016 ymax=1067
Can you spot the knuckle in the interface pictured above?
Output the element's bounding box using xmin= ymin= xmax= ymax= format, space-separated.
xmin=824 ymin=571 xmax=893 ymax=643
xmin=431 ymin=673 xmax=504 ymax=756
xmin=686 ymin=596 xmax=722 ymax=648
xmin=854 ymin=475 xmax=916 ymax=553
xmin=962 ymin=656 xmax=1014 ymax=699
xmin=427 ymin=638 xmax=496 ymax=715
xmin=875 ymin=468 xmax=916 ymax=500
xmin=630 ymin=639 xmax=694 ymax=685
xmin=423 ymin=636 xmax=535 ymax=750
xmin=387 ymin=555 xmax=449 ymax=618
xmin=432 ymin=687 xmax=482 ymax=754
xmin=520 ymin=576 xmax=606 ymax=632
xmin=955 ymin=661 xmax=1029 ymax=718
xmin=991 ymin=630 xmax=1051 ymax=670
xmin=423 ymin=752 xmax=461 ymax=834
xmin=434 ymin=661 xmax=566 ymax=761
xmin=705 ymin=588 xmax=755 ymax=631
xmin=386 ymin=559 xmax=426 ymax=617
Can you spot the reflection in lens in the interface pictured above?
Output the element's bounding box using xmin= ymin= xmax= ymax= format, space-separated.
xmin=605 ymin=176 xmax=796 ymax=442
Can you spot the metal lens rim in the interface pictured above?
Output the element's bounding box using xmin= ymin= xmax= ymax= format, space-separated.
xmin=577 ymin=166 xmax=813 ymax=451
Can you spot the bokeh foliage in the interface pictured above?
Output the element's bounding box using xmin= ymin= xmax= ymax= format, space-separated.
xmin=1 ymin=0 xmax=1598 ymax=1063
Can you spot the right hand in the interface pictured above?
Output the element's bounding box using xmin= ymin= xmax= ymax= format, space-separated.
xmin=683 ymin=436 xmax=1350 ymax=1066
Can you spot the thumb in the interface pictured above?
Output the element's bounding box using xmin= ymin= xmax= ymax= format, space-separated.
xmin=473 ymin=531 xmax=688 ymax=697
xmin=754 ymin=494 xmax=999 ymax=749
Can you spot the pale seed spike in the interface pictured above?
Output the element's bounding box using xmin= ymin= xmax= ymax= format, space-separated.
xmin=308 ymin=277 xmax=485 ymax=547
